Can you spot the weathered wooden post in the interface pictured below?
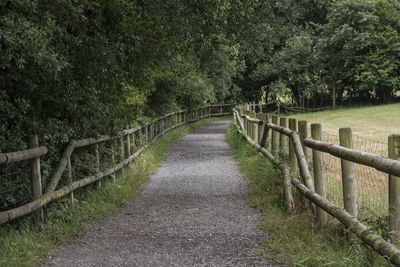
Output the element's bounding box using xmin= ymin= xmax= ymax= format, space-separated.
xmin=339 ymin=128 xmax=357 ymax=241
xmin=244 ymin=110 xmax=248 ymax=134
xmin=298 ymin=120 xmax=308 ymax=163
xmin=259 ymin=103 xmax=263 ymax=113
xmin=67 ymin=155 xmax=75 ymax=204
xmin=119 ymin=137 xmax=124 ymax=175
xmin=131 ymin=131 xmax=136 ymax=151
xmin=279 ymin=117 xmax=288 ymax=153
xmin=138 ymin=126 xmax=143 ymax=145
xmin=271 ymin=115 xmax=279 ymax=154
xmin=110 ymin=145 xmax=116 ymax=182
xmin=389 ymin=135 xmax=400 ymax=245
xmin=208 ymin=106 xmax=211 ymax=116
xmin=249 ymin=111 xmax=253 ymax=138
xmin=95 ymin=144 xmax=101 ymax=188
xmin=289 ymin=118 xmax=298 ymax=172
xmin=257 ymin=113 xmax=264 ymax=144
xmin=125 ymin=126 xmax=131 ymax=157
xmin=252 ymin=111 xmax=257 ymax=141
xmin=243 ymin=111 xmax=247 ymax=133
xmin=220 ymin=106 xmax=223 ymax=115
xmin=311 ymin=123 xmax=326 ymax=226
xmin=263 ymin=114 xmax=269 ymax=149
xmin=29 ymin=134 xmax=44 ymax=222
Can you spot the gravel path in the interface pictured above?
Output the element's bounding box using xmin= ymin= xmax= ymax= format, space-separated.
xmin=46 ymin=121 xmax=276 ymax=266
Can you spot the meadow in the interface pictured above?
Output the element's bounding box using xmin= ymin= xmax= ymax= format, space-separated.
xmin=287 ymin=103 xmax=400 ymax=142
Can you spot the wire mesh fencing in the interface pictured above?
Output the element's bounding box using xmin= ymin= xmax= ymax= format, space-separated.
xmin=322 ymin=131 xmax=389 ymax=230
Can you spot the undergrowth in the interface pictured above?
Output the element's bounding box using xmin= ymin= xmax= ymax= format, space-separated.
xmin=0 ymin=116 xmax=230 ymax=267
xmin=225 ymin=124 xmax=391 ymax=267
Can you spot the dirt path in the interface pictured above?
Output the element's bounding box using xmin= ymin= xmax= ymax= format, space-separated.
xmin=46 ymin=121 xmax=276 ymax=266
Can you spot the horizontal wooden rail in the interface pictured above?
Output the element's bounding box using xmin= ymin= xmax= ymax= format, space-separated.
xmin=198 ymin=103 xmax=235 ymax=108
xmin=0 ymin=104 xmax=231 ymax=225
xmin=234 ymin=106 xmax=400 ymax=266
xmin=233 ymin=112 xmax=294 ymax=211
xmin=304 ymin=138 xmax=400 ymax=177
xmin=0 ymin=147 xmax=48 ymax=164
xmin=240 ymin=115 xmax=263 ymax=125
xmin=0 ymin=121 xmax=188 ymax=225
xmin=123 ymin=126 xmax=141 ymax=135
xmin=291 ymin=178 xmax=400 ymax=266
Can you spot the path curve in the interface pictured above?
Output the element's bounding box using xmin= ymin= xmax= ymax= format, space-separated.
xmin=47 ymin=121 xmax=274 ymax=266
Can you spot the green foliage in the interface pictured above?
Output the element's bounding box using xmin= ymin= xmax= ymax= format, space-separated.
xmin=0 ymin=0 xmax=247 ymax=208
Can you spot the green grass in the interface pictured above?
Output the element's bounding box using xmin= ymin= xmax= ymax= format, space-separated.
xmin=225 ymin=124 xmax=391 ymax=267
xmin=0 ymin=116 xmax=231 ymax=267
xmin=286 ymin=103 xmax=400 ymax=141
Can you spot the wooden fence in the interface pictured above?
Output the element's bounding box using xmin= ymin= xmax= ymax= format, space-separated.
xmin=233 ymin=104 xmax=400 ymax=266
xmin=0 ymin=104 xmax=233 ymax=225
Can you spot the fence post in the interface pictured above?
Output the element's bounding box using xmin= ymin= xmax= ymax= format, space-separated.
xmin=339 ymin=128 xmax=357 ymax=241
xmin=298 ymin=120 xmax=308 ymax=163
xmin=137 ymin=126 xmax=141 ymax=146
xmin=67 ymin=155 xmax=75 ymax=204
xmin=150 ymin=123 xmax=154 ymax=141
xmin=126 ymin=126 xmax=131 ymax=157
xmin=271 ymin=115 xmax=279 ymax=154
xmin=220 ymin=106 xmax=223 ymax=115
xmin=208 ymin=106 xmax=211 ymax=116
xmin=95 ymin=144 xmax=101 ymax=189
xmin=279 ymin=117 xmax=288 ymax=153
xmin=243 ymin=111 xmax=247 ymax=133
xmin=251 ymin=111 xmax=255 ymax=140
xmin=111 ymin=145 xmax=116 ymax=182
xmin=244 ymin=110 xmax=248 ymax=134
xmin=263 ymin=114 xmax=269 ymax=149
xmin=132 ymin=131 xmax=140 ymax=152
xmin=289 ymin=118 xmax=298 ymax=172
xmin=253 ymin=111 xmax=257 ymax=141
xmin=311 ymin=123 xmax=326 ymax=226
xmin=389 ymin=134 xmax=400 ymax=245
xmin=119 ymin=137 xmax=124 ymax=175
xmin=29 ymin=134 xmax=44 ymax=222
xmin=257 ymin=113 xmax=264 ymax=144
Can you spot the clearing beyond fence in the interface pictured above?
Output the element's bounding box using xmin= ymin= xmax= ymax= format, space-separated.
xmin=234 ymin=103 xmax=400 ymax=266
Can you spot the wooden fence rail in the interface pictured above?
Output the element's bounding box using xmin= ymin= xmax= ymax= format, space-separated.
xmin=233 ymin=104 xmax=400 ymax=266
xmin=0 ymin=104 xmax=233 ymax=226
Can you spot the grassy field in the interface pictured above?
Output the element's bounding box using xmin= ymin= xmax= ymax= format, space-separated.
xmin=0 ymin=116 xmax=229 ymax=267
xmin=226 ymin=124 xmax=390 ymax=266
xmin=286 ymin=103 xmax=400 ymax=142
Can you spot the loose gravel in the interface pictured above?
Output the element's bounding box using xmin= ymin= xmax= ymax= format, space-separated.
xmin=46 ymin=121 xmax=278 ymax=266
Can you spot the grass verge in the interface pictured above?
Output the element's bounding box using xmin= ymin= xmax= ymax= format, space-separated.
xmin=225 ymin=124 xmax=391 ymax=267
xmin=0 ymin=116 xmax=231 ymax=267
